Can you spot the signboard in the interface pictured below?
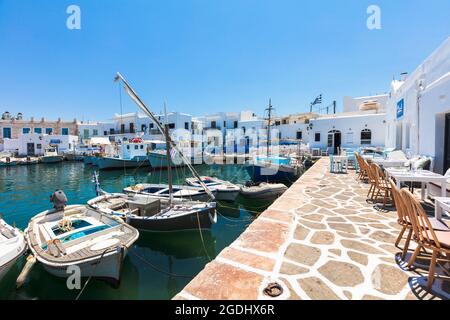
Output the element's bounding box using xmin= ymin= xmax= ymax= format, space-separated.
xmin=396 ymin=99 xmax=404 ymax=119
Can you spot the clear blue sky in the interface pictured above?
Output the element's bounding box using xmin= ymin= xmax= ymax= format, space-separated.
xmin=0 ymin=0 xmax=449 ymax=121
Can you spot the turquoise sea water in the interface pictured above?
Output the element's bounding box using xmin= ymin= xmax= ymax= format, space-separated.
xmin=0 ymin=162 xmax=273 ymax=300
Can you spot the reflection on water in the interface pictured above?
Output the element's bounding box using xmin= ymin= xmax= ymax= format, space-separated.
xmin=0 ymin=162 xmax=274 ymax=300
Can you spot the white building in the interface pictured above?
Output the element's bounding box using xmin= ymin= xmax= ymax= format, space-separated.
xmin=3 ymin=133 xmax=78 ymax=156
xmin=385 ymin=37 xmax=450 ymax=174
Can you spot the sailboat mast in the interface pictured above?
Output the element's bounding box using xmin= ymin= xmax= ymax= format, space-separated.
xmin=266 ymin=99 xmax=273 ymax=158
xmin=114 ymin=72 xmax=216 ymax=200
xmin=164 ymin=103 xmax=174 ymax=206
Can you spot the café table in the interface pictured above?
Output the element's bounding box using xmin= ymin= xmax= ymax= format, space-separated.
xmin=385 ymin=168 xmax=448 ymax=201
xmin=434 ymin=197 xmax=450 ymax=220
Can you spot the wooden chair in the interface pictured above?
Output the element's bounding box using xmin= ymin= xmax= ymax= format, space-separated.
xmin=389 ymin=179 xmax=413 ymax=259
xmin=401 ymin=189 xmax=450 ymax=290
xmin=354 ymin=152 xmax=367 ymax=181
xmin=365 ymin=162 xmax=378 ymax=201
xmin=372 ymin=163 xmax=392 ymax=207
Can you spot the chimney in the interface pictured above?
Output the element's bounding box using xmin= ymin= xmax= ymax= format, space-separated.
xmin=400 ymin=72 xmax=408 ymax=82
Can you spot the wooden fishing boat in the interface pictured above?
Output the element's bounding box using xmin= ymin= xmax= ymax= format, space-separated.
xmin=185 ymin=176 xmax=240 ymax=202
xmin=24 ymin=191 xmax=139 ymax=285
xmin=123 ymin=184 xmax=215 ymax=202
xmin=41 ymin=147 xmax=63 ymax=163
xmin=88 ymin=193 xmax=216 ymax=232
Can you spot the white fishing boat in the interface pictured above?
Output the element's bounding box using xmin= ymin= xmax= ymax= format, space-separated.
xmin=240 ymin=182 xmax=288 ymax=200
xmin=18 ymin=156 xmax=40 ymax=165
xmin=41 ymin=147 xmax=63 ymax=163
xmin=185 ymin=176 xmax=240 ymax=201
xmin=123 ymin=183 xmax=215 ymax=202
xmin=0 ymin=219 xmax=27 ymax=281
xmin=113 ymin=73 xmax=218 ymax=232
xmin=88 ymin=192 xmax=217 ymax=232
xmin=24 ymin=191 xmax=139 ymax=285
xmin=96 ymin=137 xmax=151 ymax=170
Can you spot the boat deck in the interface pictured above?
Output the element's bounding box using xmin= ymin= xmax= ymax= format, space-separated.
xmin=174 ymin=158 xmax=450 ymax=300
xmin=28 ymin=222 xmax=136 ymax=264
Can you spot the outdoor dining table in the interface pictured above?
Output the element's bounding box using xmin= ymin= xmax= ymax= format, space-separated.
xmin=371 ymin=158 xmax=407 ymax=168
xmin=385 ymin=168 xmax=448 ymax=201
xmin=434 ymin=197 xmax=450 ymax=220
xmin=330 ymin=155 xmax=349 ymax=173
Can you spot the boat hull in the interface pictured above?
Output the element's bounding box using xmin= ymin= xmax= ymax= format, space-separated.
xmin=148 ymin=152 xmax=184 ymax=169
xmin=214 ymin=189 xmax=240 ymax=202
xmin=126 ymin=208 xmax=216 ymax=232
xmin=0 ymin=161 xmax=18 ymax=167
xmin=240 ymin=184 xmax=288 ymax=200
xmin=246 ymin=163 xmax=300 ymax=183
xmin=40 ymin=248 xmax=126 ymax=285
xmin=41 ymin=156 xmax=63 ymax=163
xmin=83 ymin=155 xmax=94 ymax=165
xmin=0 ymin=225 xmax=28 ymax=282
xmin=97 ymin=156 xmax=151 ymax=170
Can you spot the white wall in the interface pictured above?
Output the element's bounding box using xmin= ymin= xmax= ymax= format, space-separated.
xmin=3 ymin=133 xmax=78 ymax=156
xmin=384 ymin=36 xmax=450 ymax=173
xmin=308 ymin=113 xmax=386 ymax=150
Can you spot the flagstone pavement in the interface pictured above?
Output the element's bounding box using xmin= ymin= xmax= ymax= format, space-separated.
xmin=174 ymin=158 xmax=450 ymax=300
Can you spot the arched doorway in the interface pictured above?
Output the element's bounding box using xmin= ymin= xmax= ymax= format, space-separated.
xmin=328 ymin=130 xmax=342 ymax=154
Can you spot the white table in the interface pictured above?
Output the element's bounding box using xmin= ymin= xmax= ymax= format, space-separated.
xmin=434 ymin=197 xmax=450 ymax=220
xmin=385 ymin=168 xmax=448 ymax=201
xmin=330 ymin=155 xmax=349 ymax=173
xmin=371 ymin=158 xmax=407 ymax=168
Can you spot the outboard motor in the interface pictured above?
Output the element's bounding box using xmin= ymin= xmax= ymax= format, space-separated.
xmin=50 ymin=190 xmax=68 ymax=210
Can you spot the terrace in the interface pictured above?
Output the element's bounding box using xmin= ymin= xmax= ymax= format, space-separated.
xmin=174 ymin=158 xmax=450 ymax=300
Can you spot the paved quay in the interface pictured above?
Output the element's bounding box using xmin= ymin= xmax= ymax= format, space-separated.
xmin=174 ymin=158 xmax=450 ymax=300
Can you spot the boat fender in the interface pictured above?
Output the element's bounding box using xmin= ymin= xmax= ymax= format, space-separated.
xmin=208 ymin=210 xmax=217 ymax=224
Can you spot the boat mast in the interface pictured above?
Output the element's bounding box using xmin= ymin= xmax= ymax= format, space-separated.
xmin=114 ymin=72 xmax=216 ymax=200
xmin=266 ymin=99 xmax=274 ymax=158
xmin=163 ymin=102 xmax=174 ymax=206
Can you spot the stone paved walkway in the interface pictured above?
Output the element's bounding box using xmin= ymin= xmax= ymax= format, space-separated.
xmin=174 ymin=158 xmax=450 ymax=300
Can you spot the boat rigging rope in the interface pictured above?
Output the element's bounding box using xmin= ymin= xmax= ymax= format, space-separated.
xmin=196 ymin=212 xmax=212 ymax=262
xmin=128 ymin=250 xmax=194 ymax=279
xmin=75 ymin=248 xmax=111 ymax=300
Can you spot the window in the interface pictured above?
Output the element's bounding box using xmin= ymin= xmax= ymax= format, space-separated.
xmin=110 ymin=128 xmax=115 ymax=134
xmin=46 ymin=128 xmax=53 ymax=135
xmin=36 ymin=144 xmax=42 ymax=150
xmin=346 ymin=132 xmax=354 ymax=145
xmin=327 ymin=134 xmax=333 ymax=147
xmin=127 ymin=145 xmax=130 ymax=150
xmin=61 ymin=128 xmax=69 ymax=135
xmin=140 ymin=145 xmax=144 ymax=149
xmin=23 ymin=128 xmax=31 ymax=134
xmin=282 ymin=119 xmax=288 ymax=125
xmin=168 ymin=123 xmax=175 ymax=129
xmin=296 ymin=131 xmax=302 ymax=140
xmin=120 ymin=124 xmax=125 ymax=133
xmin=185 ymin=122 xmax=189 ymax=130
xmin=103 ymin=131 xmax=108 ymax=136
xmin=361 ymin=129 xmax=372 ymax=145
xmin=234 ymin=121 xmax=238 ymax=129
xmin=275 ymin=121 xmax=281 ymax=126
xmin=315 ymin=132 xmax=321 ymax=142
xmin=2 ymin=127 xmax=12 ymax=139
xmin=211 ymin=121 xmax=217 ymax=129
xmin=141 ymin=124 xmax=147 ymax=132
xmin=83 ymin=129 xmax=89 ymax=139
xmin=93 ymin=129 xmax=98 ymax=136
xmin=149 ymin=123 xmax=154 ymax=129
xmin=135 ymin=145 xmax=139 ymax=150
xmin=34 ymin=128 xmax=42 ymax=134
xmin=223 ymin=121 xmax=226 ymax=127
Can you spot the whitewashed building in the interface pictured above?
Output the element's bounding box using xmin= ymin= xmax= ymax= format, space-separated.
xmin=3 ymin=133 xmax=78 ymax=156
xmin=385 ymin=37 xmax=450 ymax=174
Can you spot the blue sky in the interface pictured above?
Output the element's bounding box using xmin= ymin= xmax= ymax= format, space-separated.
xmin=0 ymin=0 xmax=449 ymax=121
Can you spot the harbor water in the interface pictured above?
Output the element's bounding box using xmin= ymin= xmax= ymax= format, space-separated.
xmin=0 ymin=162 xmax=274 ymax=300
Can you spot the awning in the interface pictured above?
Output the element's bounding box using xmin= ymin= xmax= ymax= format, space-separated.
xmin=89 ymin=137 xmax=111 ymax=145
